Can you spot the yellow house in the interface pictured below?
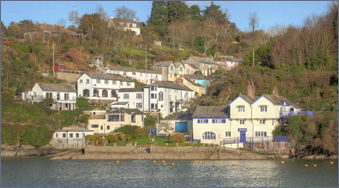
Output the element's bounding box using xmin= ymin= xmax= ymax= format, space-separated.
xmin=87 ymin=108 xmax=146 ymax=134
xmin=182 ymin=77 xmax=204 ymax=97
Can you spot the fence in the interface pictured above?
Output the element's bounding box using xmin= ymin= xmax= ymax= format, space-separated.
xmin=280 ymin=111 xmax=314 ymax=118
xmin=221 ymin=136 xmax=290 ymax=150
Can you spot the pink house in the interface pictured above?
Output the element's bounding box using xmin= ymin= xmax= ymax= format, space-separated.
xmin=216 ymin=56 xmax=243 ymax=70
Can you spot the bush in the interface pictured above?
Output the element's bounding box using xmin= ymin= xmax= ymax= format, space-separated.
xmin=79 ymin=114 xmax=89 ymax=124
xmin=106 ymin=135 xmax=118 ymax=143
xmin=118 ymin=133 xmax=126 ymax=141
xmin=86 ymin=135 xmax=103 ymax=145
xmin=135 ymin=128 xmax=147 ymax=137
xmin=114 ymin=125 xmax=139 ymax=135
xmin=125 ymin=134 xmax=132 ymax=141
xmin=169 ymin=133 xmax=186 ymax=143
xmin=20 ymin=125 xmax=52 ymax=147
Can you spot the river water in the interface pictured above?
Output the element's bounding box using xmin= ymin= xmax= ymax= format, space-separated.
xmin=1 ymin=157 xmax=337 ymax=187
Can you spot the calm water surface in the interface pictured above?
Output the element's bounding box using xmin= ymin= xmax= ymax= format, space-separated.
xmin=1 ymin=157 xmax=338 ymax=187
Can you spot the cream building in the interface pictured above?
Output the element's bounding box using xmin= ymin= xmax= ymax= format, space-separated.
xmin=87 ymin=108 xmax=145 ymax=134
xmin=192 ymin=83 xmax=302 ymax=147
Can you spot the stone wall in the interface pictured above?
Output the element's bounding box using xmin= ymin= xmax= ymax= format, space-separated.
xmin=244 ymin=142 xmax=290 ymax=155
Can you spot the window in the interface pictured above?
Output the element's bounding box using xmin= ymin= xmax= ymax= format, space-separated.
xmin=255 ymin=132 xmax=267 ymax=137
xmin=213 ymin=119 xmax=226 ymax=123
xmin=57 ymin=93 xmax=60 ymax=100
xmin=108 ymin=115 xmax=119 ymax=122
xmin=127 ymin=82 xmax=131 ymax=86
xmin=170 ymin=66 xmax=173 ymax=71
xmin=136 ymin=93 xmax=142 ymax=99
xmin=151 ymin=103 xmax=158 ymax=110
xmin=238 ymin=106 xmax=245 ymax=112
xmin=132 ymin=72 xmax=136 ymax=75
xmin=180 ymin=67 xmax=183 ymax=72
xmin=259 ymin=120 xmax=266 ymax=124
xmin=100 ymin=126 xmax=103 ymax=130
xmin=202 ymin=132 xmax=216 ymax=140
xmin=225 ymin=132 xmax=231 ymax=137
xmin=91 ymin=124 xmax=99 ymax=128
xmin=132 ymin=24 xmax=137 ymax=28
xmin=105 ymin=80 xmax=109 ymax=84
xmin=107 ymin=126 xmax=110 ymax=130
xmin=46 ymin=92 xmax=52 ymax=99
xmin=63 ymin=133 xmax=66 ymax=138
xmin=131 ymin=113 xmax=136 ymax=122
xmin=69 ymin=133 xmax=73 ymax=138
xmin=64 ymin=93 xmax=69 ymax=100
xmin=80 ymin=79 xmax=83 ymax=83
xmin=121 ymin=115 xmax=125 ymax=121
xmin=197 ymin=119 xmax=208 ymax=123
xmin=142 ymin=116 xmax=144 ymax=122
xmin=240 ymin=120 xmax=245 ymax=125
xmin=55 ymin=133 xmax=58 ymax=138
xmin=123 ymin=94 xmax=129 ymax=99
xmin=136 ymin=103 xmax=142 ymax=108
xmin=113 ymin=80 xmax=116 ymax=84
xmin=76 ymin=133 xmax=79 ymax=138
xmin=86 ymin=79 xmax=89 ymax=84
xmin=97 ymin=79 xmax=101 ymax=84
xmin=126 ymin=23 xmax=130 ymax=27
xmin=123 ymin=72 xmax=127 ymax=75
xmin=121 ymin=82 xmax=123 ymax=86
xmin=260 ymin=106 xmax=267 ymax=112
xmin=151 ymin=93 xmax=157 ymax=99
xmin=151 ymin=86 xmax=157 ymax=91
xmin=159 ymin=92 xmax=163 ymax=101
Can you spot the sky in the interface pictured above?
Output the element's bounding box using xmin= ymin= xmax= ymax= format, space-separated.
xmin=1 ymin=1 xmax=332 ymax=32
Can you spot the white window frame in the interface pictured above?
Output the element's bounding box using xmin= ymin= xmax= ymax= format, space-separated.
xmin=238 ymin=106 xmax=245 ymax=112
xmin=260 ymin=106 xmax=267 ymax=112
xmin=240 ymin=120 xmax=245 ymax=125
xmin=225 ymin=132 xmax=231 ymax=137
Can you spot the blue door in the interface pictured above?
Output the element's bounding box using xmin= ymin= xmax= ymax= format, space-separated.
xmin=175 ymin=122 xmax=188 ymax=132
xmin=151 ymin=128 xmax=157 ymax=136
xmin=240 ymin=131 xmax=246 ymax=142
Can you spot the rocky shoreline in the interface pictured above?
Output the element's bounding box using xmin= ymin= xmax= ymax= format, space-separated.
xmin=2 ymin=144 xmax=337 ymax=160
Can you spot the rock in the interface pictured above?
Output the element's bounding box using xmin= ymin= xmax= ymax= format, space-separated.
xmin=281 ymin=155 xmax=290 ymax=159
xmin=314 ymin=155 xmax=326 ymax=159
xmin=302 ymin=155 xmax=315 ymax=159
xmin=329 ymin=155 xmax=338 ymax=159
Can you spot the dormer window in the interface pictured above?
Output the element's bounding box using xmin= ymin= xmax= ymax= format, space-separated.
xmin=260 ymin=105 xmax=267 ymax=112
xmin=238 ymin=106 xmax=245 ymax=112
xmin=132 ymin=24 xmax=137 ymax=28
xmin=151 ymin=85 xmax=157 ymax=91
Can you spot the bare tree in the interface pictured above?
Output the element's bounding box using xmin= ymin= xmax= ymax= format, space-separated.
xmin=249 ymin=12 xmax=259 ymax=34
xmin=96 ymin=4 xmax=108 ymax=21
xmin=114 ymin=6 xmax=137 ymax=20
xmin=57 ymin=18 xmax=66 ymax=28
xmin=68 ymin=10 xmax=80 ymax=26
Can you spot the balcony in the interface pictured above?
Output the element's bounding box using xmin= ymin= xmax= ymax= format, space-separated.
xmin=280 ymin=111 xmax=313 ymax=118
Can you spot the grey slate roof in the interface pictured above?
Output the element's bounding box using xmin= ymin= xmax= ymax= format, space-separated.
xmin=174 ymin=62 xmax=183 ymax=67
xmin=264 ymin=95 xmax=297 ymax=107
xmin=240 ymin=95 xmax=256 ymax=103
xmin=163 ymin=111 xmax=192 ymax=120
xmin=107 ymin=108 xmax=144 ymax=115
xmin=186 ymin=63 xmax=199 ymax=69
xmin=223 ymin=57 xmax=244 ymax=63
xmin=111 ymin=102 xmax=129 ymax=105
xmin=146 ymin=81 xmax=193 ymax=91
xmin=192 ymin=106 xmax=230 ymax=118
xmin=55 ymin=129 xmax=93 ymax=132
xmin=118 ymin=88 xmax=143 ymax=92
xmin=154 ymin=61 xmax=173 ymax=67
xmin=184 ymin=78 xmax=203 ymax=87
xmin=37 ymin=83 xmax=76 ymax=93
xmin=84 ymin=72 xmax=133 ymax=82
xmin=106 ymin=65 xmax=161 ymax=74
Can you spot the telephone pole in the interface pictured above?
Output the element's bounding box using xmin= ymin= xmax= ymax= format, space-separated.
xmin=73 ymin=5 xmax=76 ymax=26
xmin=52 ymin=40 xmax=55 ymax=76
xmin=145 ymin=44 xmax=148 ymax=69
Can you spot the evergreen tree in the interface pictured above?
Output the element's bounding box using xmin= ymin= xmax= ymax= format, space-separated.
xmin=203 ymin=2 xmax=228 ymax=24
xmin=189 ymin=5 xmax=203 ymax=20
xmin=167 ymin=1 xmax=189 ymax=23
xmin=148 ymin=1 xmax=168 ymax=37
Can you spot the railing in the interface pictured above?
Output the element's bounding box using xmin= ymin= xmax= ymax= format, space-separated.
xmin=279 ymin=111 xmax=313 ymax=118
xmin=59 ymin=69 xmax=85 ymax=74
xmin=221 ymin=136 xmax=290 ymax=149
xmin=24 ymin=95 xmax=76 ymax=102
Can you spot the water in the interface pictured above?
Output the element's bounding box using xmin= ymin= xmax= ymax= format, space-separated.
xmin=1 ymin=157 xmax=338 ymax=187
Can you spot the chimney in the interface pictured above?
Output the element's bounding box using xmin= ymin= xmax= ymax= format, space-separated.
xmin=247 ymin=81 xmax=255 ymax=98
xmin=273 ymin=86 xmax=279 ymax=96
xmin=153 ymin=59 xmax=156 ymax=65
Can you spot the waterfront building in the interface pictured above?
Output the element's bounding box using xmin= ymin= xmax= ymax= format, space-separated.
xmin=87 ymin=108 xmax=145 ymax=134
xmin=21 ymin=82 xmax=77 ymax=111
xmin=50 ymin=128 xmax=94 ymax=148
xmin=77 ymin=72 xmax=134 ymax=101
xmin=192 ymin=82 xmax=305 ymax=146
xmin=115 ymin=88 xmax=144 ymax=111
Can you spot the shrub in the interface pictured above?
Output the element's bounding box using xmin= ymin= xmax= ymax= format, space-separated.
xmin=169 ymin=133 xmax=186 ymax=143
xmin=106 ymin=135 xmax=118 ymax=143
xmin=118 ymin=133 xmax=126 ymax=141
xmin=114 ymin=125 xmax=139 ymax=135
xmin=86 ymin=135 xmax=103 ymax=145
xmin=79 ymin=114 xmax=89 ymax=124
xmin=135 ymin=128 xmax=147 ymax=137
xmin=125 ymin=134 xmax=132 ymax=141
xmin=20 ymin=125 xmax=52 ymax=147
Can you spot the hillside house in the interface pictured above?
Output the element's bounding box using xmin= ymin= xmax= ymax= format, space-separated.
xmin=22 ymin=83 xmax=77 ymax=111
xmin=50 ymin=128 xmax=94 ymax=149
xmin=216 ymin=56 xmax=243 ymax=70
xmin=108 ymin=16 xmax=141 ymax=35
xmin=183 ymin=74 xmax=210 ymax=96
xmin=184 ymin=54 xmax=219 ymax=76
xmin=104 ymin=65 xmax=162 ymax=84
xmin=115 ymin=88 xmax=144 ymax=111
xmin=184 ymin=63 xmax=200 ymax=75
xmin=92 ymin=56 xmax=104 ymax=66
xmin=77 ymin=72 xmax=135 ymax=100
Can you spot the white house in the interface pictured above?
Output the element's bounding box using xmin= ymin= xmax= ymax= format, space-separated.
xmin=115 ymin=88 xmax=144 ymax=111
xmin=77 ymin=72 xmax=135 ymax=100
xmin=50 ymin=128 xmax=94 ymax=149
xmin=143 ymin=81 xmax=194 ymax=118
xmin=103 ymin=65 xmax=162 ymax=84
xmin=22 ymin=83 xmax=77 ymax=111
xmin=107 ymin=16 xmax=141 ymax=35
